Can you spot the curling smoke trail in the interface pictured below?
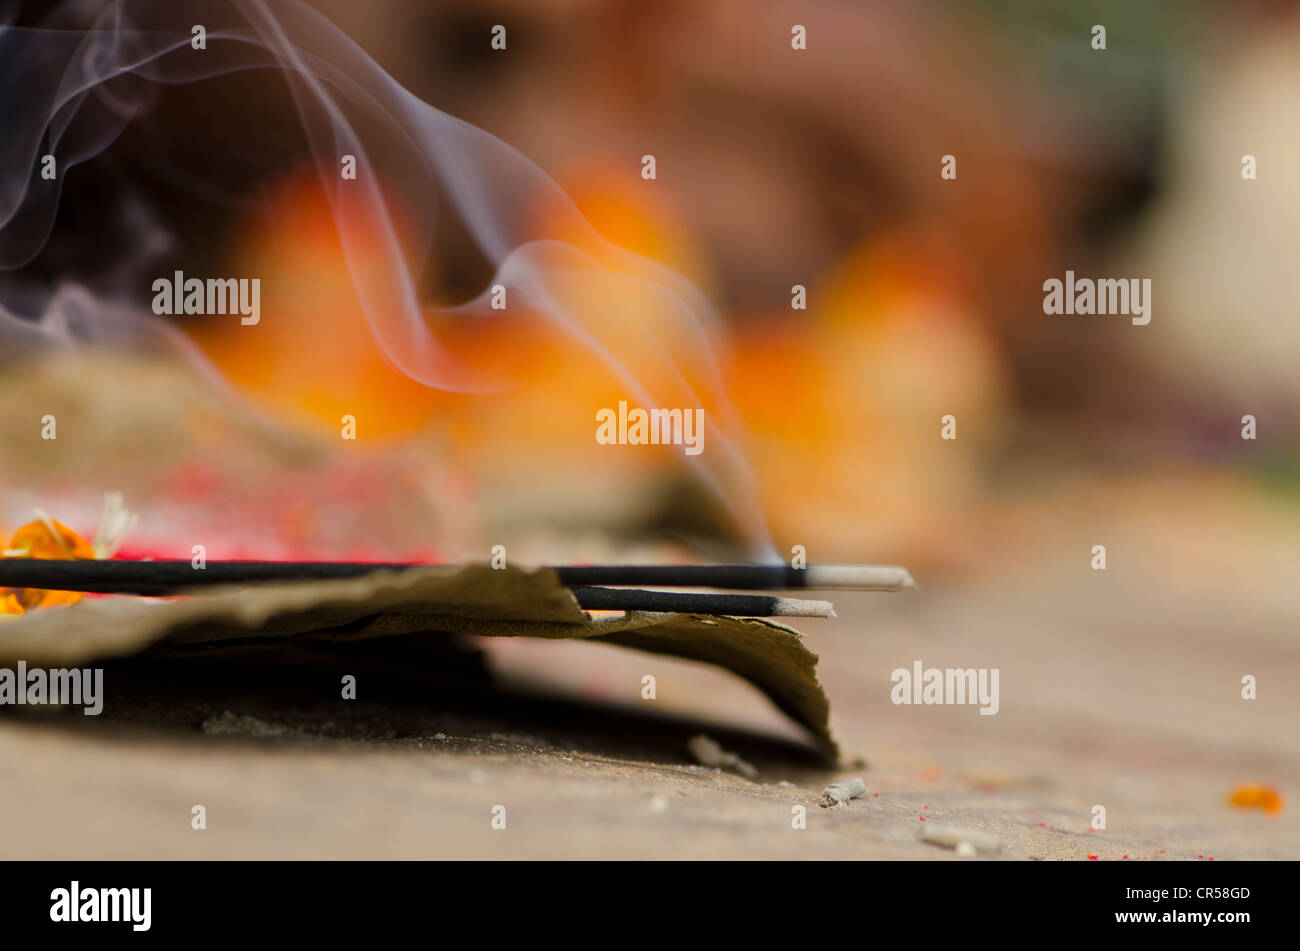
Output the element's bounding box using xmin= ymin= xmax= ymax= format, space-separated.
xmin=0 ymin=0 xmax=776 ymax=556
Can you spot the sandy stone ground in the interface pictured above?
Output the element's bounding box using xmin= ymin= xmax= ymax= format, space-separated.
xmin=1 ymin=484 xmax=1296 ymax=860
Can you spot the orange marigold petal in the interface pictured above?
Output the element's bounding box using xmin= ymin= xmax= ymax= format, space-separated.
xmin=1228 ymin=784 xmax=1284 ymax=814
xmin=5 ymin=518 xmax=95 ymax=560
xmin=0 ymin=591 xmax=25 ymax=616
xmin=17 ymin=587 xmax=83 ymax=610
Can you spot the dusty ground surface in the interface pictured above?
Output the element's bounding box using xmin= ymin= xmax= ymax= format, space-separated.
xmin=1 ymin=486 xmax=1297 ymax=860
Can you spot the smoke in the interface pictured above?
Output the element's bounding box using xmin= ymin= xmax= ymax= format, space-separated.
xmin=0 ymin=0 xmax=775 ymax=556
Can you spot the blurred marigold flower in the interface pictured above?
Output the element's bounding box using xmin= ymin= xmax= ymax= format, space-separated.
xmin=1228 ymin=784 xmax=1283 ymax=814
xmin=0 ymin=495 xmax=138 ymax=613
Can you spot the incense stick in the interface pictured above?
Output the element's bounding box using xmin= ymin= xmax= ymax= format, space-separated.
xmin=557 ymin=563 xmax=913 ymax=591
xmin=568 ymin=587 xmax=835 ymax=618
xmin=0 ymin=559 xmax=913 ymax=592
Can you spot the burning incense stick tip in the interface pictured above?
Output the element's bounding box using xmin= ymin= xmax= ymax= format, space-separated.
xmin=804 ymin=564 xmax=915 ymax=591
xmin=772 ymin=597 xmax=836 ymax=618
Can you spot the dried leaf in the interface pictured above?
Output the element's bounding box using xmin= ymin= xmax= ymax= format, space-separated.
xmin=0 ymin=564 xmax=836 ymax=755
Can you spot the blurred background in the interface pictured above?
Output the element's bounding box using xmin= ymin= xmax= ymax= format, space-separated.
xmin=3 ymin=0 xmax=1298 ymax=574
xmin=1 ymin=0 xmax=1298 ymax=857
